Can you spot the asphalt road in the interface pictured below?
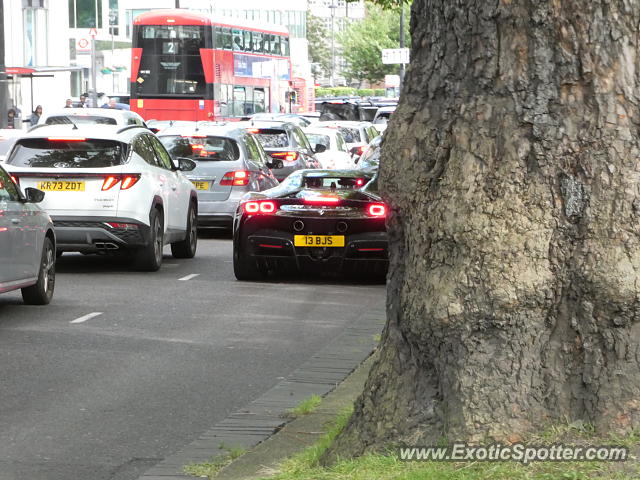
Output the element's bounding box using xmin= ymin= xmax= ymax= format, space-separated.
xmin=0 ymin=232 xmax=385 ymax=480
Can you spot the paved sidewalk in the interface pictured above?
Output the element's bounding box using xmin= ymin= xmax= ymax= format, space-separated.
xmin=137 ymin=307 xmax=385 ymax=480
xmin=216 ymin=351 xmax=378 ymax=479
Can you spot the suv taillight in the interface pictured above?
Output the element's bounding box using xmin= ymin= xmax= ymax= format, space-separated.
xmin=101 ymin=174 xmax=141 ymax=191
xmin=220 ymin=170 xmax=250 ymax=186
xmin=270 ymin=151 xmax=299 ymax=163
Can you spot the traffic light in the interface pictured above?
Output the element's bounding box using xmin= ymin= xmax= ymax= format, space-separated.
xmin=286 ymin=90 xmax=298 ymax=104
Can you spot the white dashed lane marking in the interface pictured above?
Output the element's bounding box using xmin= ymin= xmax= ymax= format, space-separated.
xmin=178 ymin=274 xmax=200 ymax=281
xmin=70 ymin=312 xmax=103 ymax=324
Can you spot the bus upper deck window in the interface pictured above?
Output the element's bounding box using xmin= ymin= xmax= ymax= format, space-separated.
xmin=232 ymin=29 xmax=243 ymax=51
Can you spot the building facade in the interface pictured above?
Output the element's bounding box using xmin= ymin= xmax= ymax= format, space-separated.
xmin=1 ymin=0 xmax=316 ymax=123
xmin=308 ymin=0 xmax=365 ymax=86
xmin=3 ymin=0 xmax=76 ymax=124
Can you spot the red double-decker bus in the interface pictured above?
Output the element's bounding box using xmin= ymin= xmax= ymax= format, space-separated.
xmin=130 ymin=9 xmax=291 ymax=121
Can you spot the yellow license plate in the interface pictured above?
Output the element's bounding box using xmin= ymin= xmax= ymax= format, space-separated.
xmin=192 ymin=181 xmax=210 ymax=190
xmin=294 ymin=235 xmax=345 ymax=247
xmin=37 ymin=180 xmax=85 ymax=191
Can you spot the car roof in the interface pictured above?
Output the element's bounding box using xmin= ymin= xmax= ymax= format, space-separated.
xmin=303 ymin=127 xmax=340 ymax=137
xmin=317 ymin=121 xmax=372 ymax=128
xmin=0 ymin=128 xmax=24 ymax=138
xmin=20 ymin=124 xmax=149 ymax=142
xmin=234 ymin=120 xmax=298 ymax=130
xmin=41 ymin=108 xmax=143 ymax=122
xmin=299 ymin=169 xmax=369 ymax=178
xmin=157 ymin=123 xmax=249 ymax=140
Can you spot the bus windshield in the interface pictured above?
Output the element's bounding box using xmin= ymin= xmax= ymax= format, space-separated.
xmin=134 ymin=25 xmax=207 ymax=97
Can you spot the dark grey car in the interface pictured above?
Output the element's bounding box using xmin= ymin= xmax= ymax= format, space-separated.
xmin=236 ymin=121 xmax=323 ymax=181
xmin=0 ymin=165 xmax=56 ymax=304
xmin=158 ymin=123 xmax=281 ymax=228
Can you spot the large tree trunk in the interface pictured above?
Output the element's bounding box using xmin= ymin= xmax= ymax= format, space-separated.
xmin=329 ymin=0 xmax=640 ymax=457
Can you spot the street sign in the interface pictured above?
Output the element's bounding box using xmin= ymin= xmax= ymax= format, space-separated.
xmin=382 ymin=48 xmax=410 ymax=65
xmin=89 ymin=27 xmax=98 ymax=37
xmin=76 ymin=38 xmax=90 ymax=53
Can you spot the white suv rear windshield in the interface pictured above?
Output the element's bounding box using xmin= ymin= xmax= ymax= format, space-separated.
xmin=44 ymin=115 xmax=118 ymax=126
xmin=8 ymin=138 xmax=128 ymax=168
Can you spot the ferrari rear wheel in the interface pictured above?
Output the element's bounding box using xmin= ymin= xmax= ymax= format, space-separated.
xmin=233 ymin=247 xmax=263 ymax=281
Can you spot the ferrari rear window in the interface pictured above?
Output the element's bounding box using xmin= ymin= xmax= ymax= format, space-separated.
xmin=302 ymin=176 xmax=364 ymax=190
xmin=8 ymin=139 xmax=127 ymax=168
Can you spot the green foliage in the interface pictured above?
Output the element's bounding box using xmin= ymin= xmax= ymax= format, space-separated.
xmin=279 ymin=405 xmax=354 ymax=472
xmin=264 ymin=415 xmax=640 ymax=480
xmin=338 ymin=2 xmax=411 ymax=85
xmin=183 ymin=445 xmax=246 ymax=479
xmin=347 ymin=0 xmax=410 ymax=7
xmin=315 ymin=87 xmax=357 ymax=97
xmin=307 ymin=11 xmax=331 ymax=77
xmin=286 ymin=394 xmax=323 ymax=418
xmin=315 ymin=87 xmax=386 ymax=98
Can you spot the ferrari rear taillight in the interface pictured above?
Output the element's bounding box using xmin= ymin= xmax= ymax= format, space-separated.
xmin=243 ymin=200 xmax=277 ymax=214
xmin=221 ymin=170 xmax=250 ymax=186
xmin=101 ymin=174 xmax=141 ymax=191
xmin=367 ymin=204 xmax=387 ymax=217
xmin=270 ymin=151 xmax=299 ymax=163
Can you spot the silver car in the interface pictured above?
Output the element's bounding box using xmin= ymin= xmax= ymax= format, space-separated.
xmin=158 ymin=123 xmax=280 ymax=229
xmin=0 ymin=165 xmax=56 ymax=304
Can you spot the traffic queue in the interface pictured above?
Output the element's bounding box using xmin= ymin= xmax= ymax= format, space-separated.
xmin=0 ymin=105 xmax=391 ymax=305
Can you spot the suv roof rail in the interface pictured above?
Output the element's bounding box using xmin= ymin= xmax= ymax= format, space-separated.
xmin=117 ymin=125 xmax=146 ymax=134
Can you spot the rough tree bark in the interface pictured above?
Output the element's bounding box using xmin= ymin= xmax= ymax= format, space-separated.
xmin=329 ymin=0 xmax=640 ymax=457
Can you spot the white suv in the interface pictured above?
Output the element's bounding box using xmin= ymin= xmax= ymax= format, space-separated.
xmin=4 ymin=124 xmax=198 ymax=271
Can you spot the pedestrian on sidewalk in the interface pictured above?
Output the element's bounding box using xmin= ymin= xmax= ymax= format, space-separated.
xmin=29 ymin=105 xmax=43 ymax=126
xmin=6 ymin=108 xmax=17 ymax=129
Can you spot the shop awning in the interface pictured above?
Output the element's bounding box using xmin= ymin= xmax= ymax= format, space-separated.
xmin=5 ymin=66 xmax=84 ymax=76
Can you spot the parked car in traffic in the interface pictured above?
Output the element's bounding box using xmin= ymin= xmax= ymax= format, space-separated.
xmin=233 ymin=169 xmax=386 ymax=280
xmin=158 ymin=122 xmax=281 ymax=229
xmin=0 ymin=164 xmax=56 ymax=304
xmin=37 ymin=108 xmax=147 ymax=128
xmin=316 ymin=121 xmax=379 ymax=159
xmin=372 ymin=106 xmax=396 ymax=133
xmin=239 ymin=121 xmax=322 ymax=181
xmin=4 ymin=124 xmax=198 ymax=271
xmin=0 ymin=129 xmax=23 ymax=162
xmin=356 ymin=134 xmax=383 ymax=174
xmin=240 ymin=113 xmax=312 ymax=128
xmin=302 ymin=126 xmax=355 ymax=170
